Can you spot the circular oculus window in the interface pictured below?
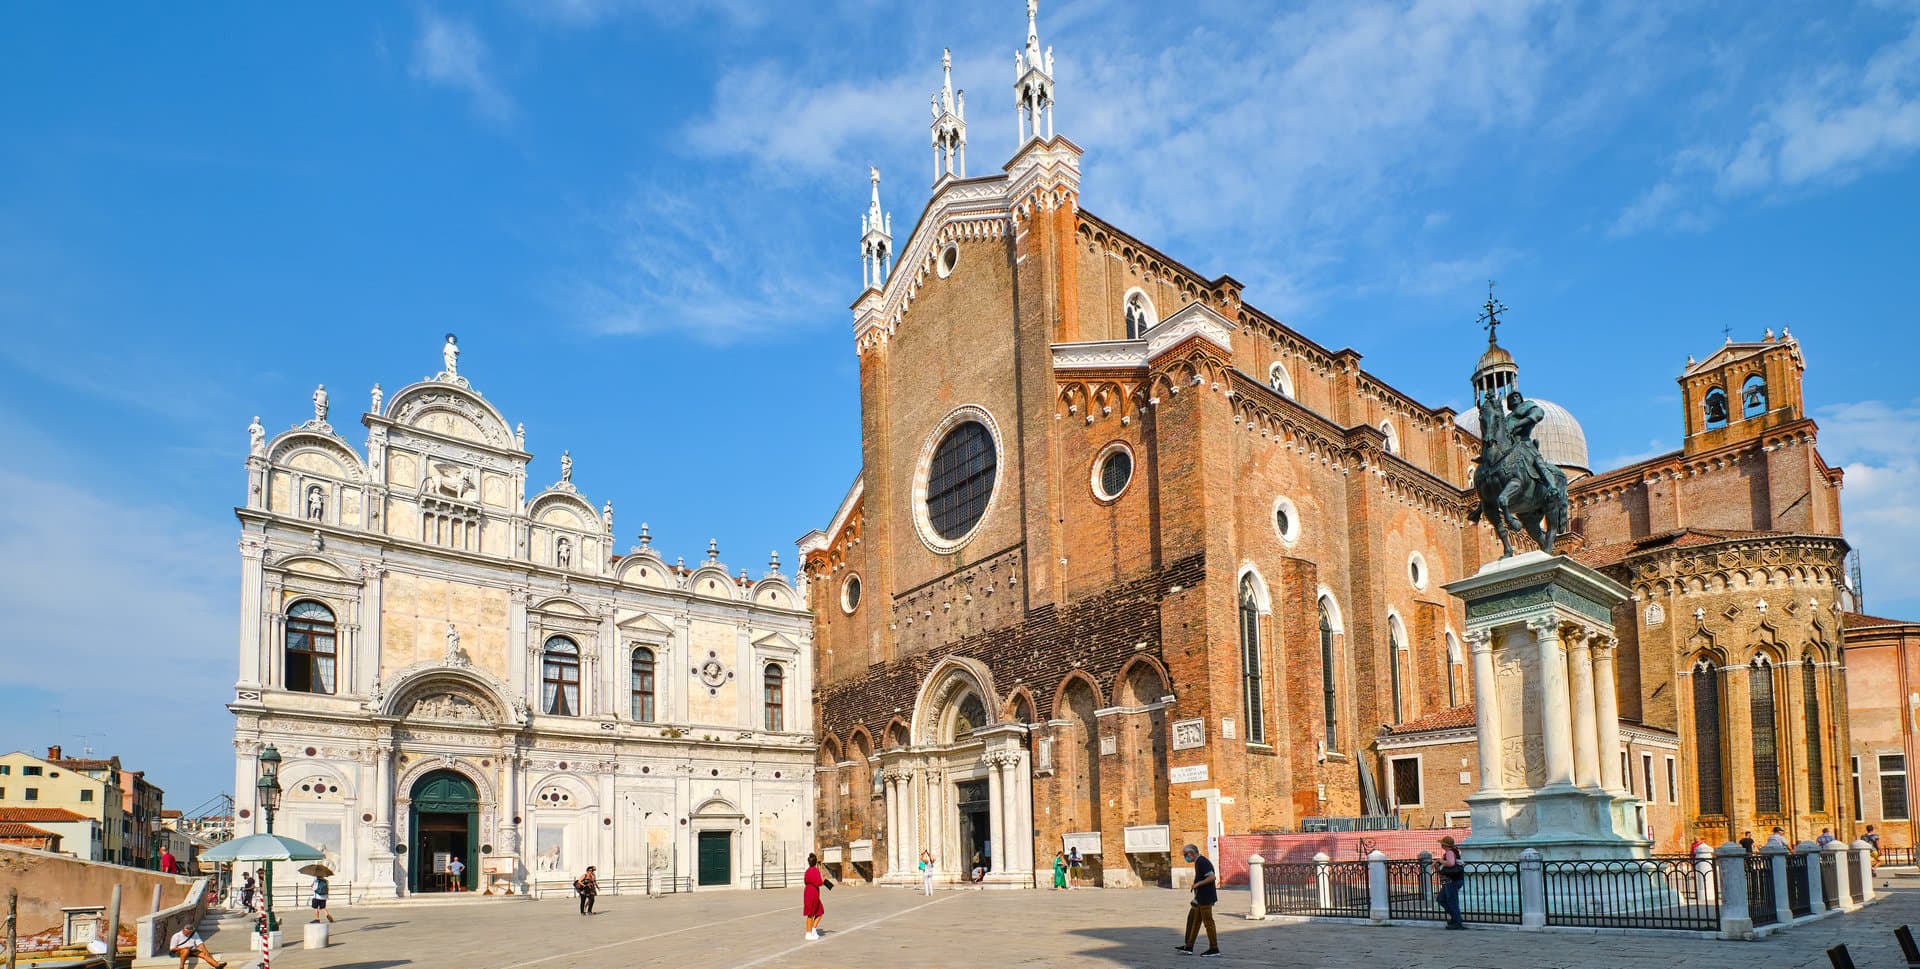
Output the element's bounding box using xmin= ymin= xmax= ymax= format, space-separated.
xmin=1092 ymin=443 xmax=1134 ymax=501
xmin=1409 ymin=551 xmax=1430 ymax=591
xmin=937 ymin=243 xmax=959 ymax=278
xmin=1272 ymin=496 xmax=1301 ymax=545
xmin=913 ymin=407 xmax=1003 ymax=552
xmin=841 ymin=574 xmax=862 ymax=614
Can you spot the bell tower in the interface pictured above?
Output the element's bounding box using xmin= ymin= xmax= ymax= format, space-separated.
xmin=1677 ymin=327 xmax=1806 ymax=454
xmin=1014 ymin=0 xmax=1055 ymax=144
xmin=931 ymin=48 xmax=967 ymax=184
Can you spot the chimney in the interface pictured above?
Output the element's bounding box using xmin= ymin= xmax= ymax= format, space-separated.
xmin=48 ymin=745 xmax=61 ymax=761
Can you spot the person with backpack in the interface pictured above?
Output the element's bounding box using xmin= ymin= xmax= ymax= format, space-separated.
xmin=1436 ymin=835 xmax=1466 ymax=930
xmin=574 ymin=866 xmax=598 ymax=915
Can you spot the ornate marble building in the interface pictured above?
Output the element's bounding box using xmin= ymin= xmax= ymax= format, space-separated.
xmin=800 ymin=1 xmax=1873 ymax=890
xmin=229 ymin=340 xmax=815 ymax=897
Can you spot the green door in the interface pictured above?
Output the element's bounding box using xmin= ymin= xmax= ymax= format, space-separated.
xmin=408 ymin=770 xmax=479 ymax=893
xmin=697 ymin=831 xmax=732 ymax=886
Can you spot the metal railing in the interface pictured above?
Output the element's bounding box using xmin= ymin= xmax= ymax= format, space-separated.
xmin=1260 ymin=860 xmax=1369 ymax=918
xmin=1876 ymin=846 xmax=1915 ymax=868
xmin=1300 ymin=815 xmax=1407 ymax=833
xmin=1541 ymin=858 xmax=1720 ymax=931
xmin=1786 ymin=852 xmax=1812 ymax=918
xmin=1747 ymin=853 xmax=1778 ymax=927
xmin=1820 ymin=852 xmax=1839 ymax=909
xmin=1382 ymin=859 xmax=1521 ymax=925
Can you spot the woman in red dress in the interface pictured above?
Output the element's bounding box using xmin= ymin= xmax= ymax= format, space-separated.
xmin=803 ymin=852 xmax=832 ymax=940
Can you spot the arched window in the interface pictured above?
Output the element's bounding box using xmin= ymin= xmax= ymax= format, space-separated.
xmin=1742 ymin=375 xmax=1768 ymax=418
xmin=1319 ymin=598 xmax=1340 ymax=748
xmin=1803 ymin=653 xmax=1826 ymax=813
xmin=764 ymin=664 xmax=785 ymax=732
xmin=284 ymin=600 xmax=337 ymax=695
xmin=1692 ymin=658 xmax=1724 ymax=814
xmin=1750 ymin=656 xmax=1780 ymax=813
xmin=1124 ymin=291 xmax=1154 ymax=339
xmin=1445 ymin=632 xmax=1463 ymax=708
xmin=1379 ymin=421 xmax=1399 ymax=455
xmin=630 ymin=647 xmax=656 ymax=723
xmin=1268 ymin=362 xmax=1294 ymax=399
xmin=542 ymin=636 xmax=580 ymax=716
xmin=1238 ymin=575 xmax=1265 ymax=744
xmin=1387 ymin=615 xmax=1406 ymax=724
xmin=1703 ymin=388 xmax=1730 ymax=428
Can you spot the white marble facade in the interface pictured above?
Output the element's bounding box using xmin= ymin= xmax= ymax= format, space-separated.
xmin=229 ymin=340 xmax=816 ymax=898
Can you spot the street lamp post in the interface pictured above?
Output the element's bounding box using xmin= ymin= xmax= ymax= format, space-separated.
xmin=255 ymin=745 xmax=283 ymax=933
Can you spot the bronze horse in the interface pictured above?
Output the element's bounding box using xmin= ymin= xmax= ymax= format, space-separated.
xmin=1468 ymin=391 xmax=1569 ymax=557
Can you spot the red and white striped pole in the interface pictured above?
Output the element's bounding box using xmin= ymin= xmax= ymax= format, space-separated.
xmin=255 ymin=883 xmax=271 ymax=969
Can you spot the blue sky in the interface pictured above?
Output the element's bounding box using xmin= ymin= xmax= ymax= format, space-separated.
xmin=2 ymin=1 xmax=1917 ymax=809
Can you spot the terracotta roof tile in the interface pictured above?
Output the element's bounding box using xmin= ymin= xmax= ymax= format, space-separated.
xmin=0 ymin=807 xmax=91 ymax=822
xmin=1382 ymin=704 xmax=1477 ymax=735
xmin=1843 ymin=612 xmax=1919 ymax=630
xmin=0 ymin=822 xmax=57 ymax=838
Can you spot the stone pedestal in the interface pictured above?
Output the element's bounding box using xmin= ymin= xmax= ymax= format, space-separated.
xmin=1445 ymin=551 xmax=1650 ymax=862
xmin=303 ymin=921 xmax=330 ymax=949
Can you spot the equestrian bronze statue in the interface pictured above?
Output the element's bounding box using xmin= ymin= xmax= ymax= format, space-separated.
xmin=1468 ymin=388 xmax=1570 ymax=557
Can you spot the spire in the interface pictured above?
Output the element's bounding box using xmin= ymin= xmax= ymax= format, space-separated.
xmin=1014 ymin=0 xmax=1056 ymax=144
xmin=930 ymin=48 xmax=968 ymax=183
xmin=860 ymin=166 xmax=893 ymax=290
xmin=1470 ymin=281 xmax=1519 ymax=400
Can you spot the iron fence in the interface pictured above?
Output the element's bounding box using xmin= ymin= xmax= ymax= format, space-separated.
xmin=1747 ymin=853 xmax=1778 ymax=927
xmin=1786 ymin=852 xmax=1812 ymax=918
xmin=1541 ymin=858 xmax=1720 ymax=931
xmin=1259 ymin=860 xmax=1370 ymax=918
xmin=1820 ymin=852 xmax=1839 ymax=909
xmin=1849 ymin=863 xmax=1865 ymax=906
xmin=1877 ymin=846 xmax=1915 ymax=867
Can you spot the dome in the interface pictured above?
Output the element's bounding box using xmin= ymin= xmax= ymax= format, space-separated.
xmin=1456 ymin=397 xmax=1590 ymax=476
xmin=1474 ymin=342 xmax=1515 ymax=374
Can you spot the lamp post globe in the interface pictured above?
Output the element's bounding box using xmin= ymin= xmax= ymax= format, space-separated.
xmin=255 ymin=744 xmax=285 ymax=932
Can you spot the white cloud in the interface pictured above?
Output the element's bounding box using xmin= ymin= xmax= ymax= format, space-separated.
xmin=684 ymin=64 xmax=926 ymax=181
xmin=1614 ymin=13 xmax=1920 ymax=233
xmin=1815 ymin=399 xmax=1920 ymax=619
xmin=409 ymin=11 xmax=516 ymax=123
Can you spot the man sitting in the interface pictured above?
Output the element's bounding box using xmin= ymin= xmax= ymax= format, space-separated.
xmin=168 ymin=925 xmax=226 ymax=969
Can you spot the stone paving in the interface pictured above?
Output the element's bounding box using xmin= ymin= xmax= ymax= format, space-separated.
xmin=210 ymin=881 xmax=1920 ymax=969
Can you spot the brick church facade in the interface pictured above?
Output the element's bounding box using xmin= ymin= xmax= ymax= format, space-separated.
xmin=799 ymin=2 xmax=1877 ymax=888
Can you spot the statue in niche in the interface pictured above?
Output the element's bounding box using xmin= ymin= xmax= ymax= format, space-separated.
xmin=248 ymin=416 xmax=265 ymax=456
xmin=371 ymin=383 xmax=383 ymax=414
xmin=560 ymin=450 xmax=573 ymax=483
xmin=556 ymin=537 xmax=572 ymax=569
xmin=306 ymin=485 xmax=326 ymax=521
xmin=313 ymin=384 xmax=329 ymax=425
xmin=443 ymin=333 xmax=460 ymax=376
xmin=444 ymin=623 xmax=470 ymax=667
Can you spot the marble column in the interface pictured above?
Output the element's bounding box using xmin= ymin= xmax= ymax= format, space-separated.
xmin=1592 ymin=636 xmax=1625 ymax=792
xmin=1567 ymin=625 xmax=1602 ymax=789
xmin=1468 ymin=630 xmax=1502 ymax=792
xmin=1532 ymin=618 xmax=1576 ymax=788
xmin=1010 ymin=750 xmax=1032 ymax=878
xmin=884 ymin=774 xmax=901 ymax=873
xmin=986 ymin=755 xmax=1008 ymax=874
xmin=926 ymin=770 xmax=944 ymax=876
xmin=237 ymin=540 xmax=266 ymax=687
xmin=999 ymin=752 xmax=1022 ymax=876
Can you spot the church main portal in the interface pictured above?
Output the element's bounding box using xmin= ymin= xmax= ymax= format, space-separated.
xmin=409 ymin=770 xmax=478 ymax=893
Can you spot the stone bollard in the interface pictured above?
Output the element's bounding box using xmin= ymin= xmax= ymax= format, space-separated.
xmin=1694 ymin=841 xmax=1718 ymax=903
xmin=1518 ymin=848 xmax=1546 ymax=929
xmin=1851 ymin=840 xmax=1875 ymax=904
xmin=1764 ymin=842 xmax=1792 ymax=926
xmin=304 ymin=920 xmax=330 ymax=949
xmin=1826 ymin=840 xmax=1854 ymax=911
xmin=1797 ymin=841 xmax=1825 ymax=917
xmin=1366 ymin=850 xmax=1389 ymax=923
xmin=1715 ymin=842 xmax=1752 ymax=939
xmin=1248 ymin=854 xmax=1267 ymax=920
xmin=1417 ymin=851 xmax=1434 ymax=903
xmin=1313 ymin=852 xmax=1332 ymax=910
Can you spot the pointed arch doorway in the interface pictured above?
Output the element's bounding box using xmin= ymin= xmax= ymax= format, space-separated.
xmin=409 ymin=770 xmax=479 ymax=893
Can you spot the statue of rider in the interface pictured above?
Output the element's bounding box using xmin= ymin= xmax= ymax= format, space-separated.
xmin=1500 ymin=388 xmax=1561 ymax=495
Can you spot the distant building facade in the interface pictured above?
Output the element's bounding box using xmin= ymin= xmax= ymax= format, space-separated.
xmin=0 ymin=749 xmax=121 ymax=862
xmin=230 ymin=343 xmax=815 ymax=898
xmin=1839 ymin=614 xmax=1920 ymax=848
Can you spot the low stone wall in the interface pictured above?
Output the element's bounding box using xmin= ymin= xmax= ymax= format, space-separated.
xmin=0 ymin=844 xmax=192 ymax=950
xmin=136 ymin=877 xmax=211 ymax=959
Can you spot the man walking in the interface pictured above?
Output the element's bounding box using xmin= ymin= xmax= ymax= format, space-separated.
xmin=1173 ymin=844 xmax=1220 ymax=957
xmin=1764 ymin=827 xmax=1789 ymax=850
xmin=1739 ymin=830 xmax=1755 ymax=854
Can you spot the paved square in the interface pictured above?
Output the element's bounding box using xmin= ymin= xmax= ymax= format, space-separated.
xmin=221 ymin=884 xmax=1920 ymax=969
